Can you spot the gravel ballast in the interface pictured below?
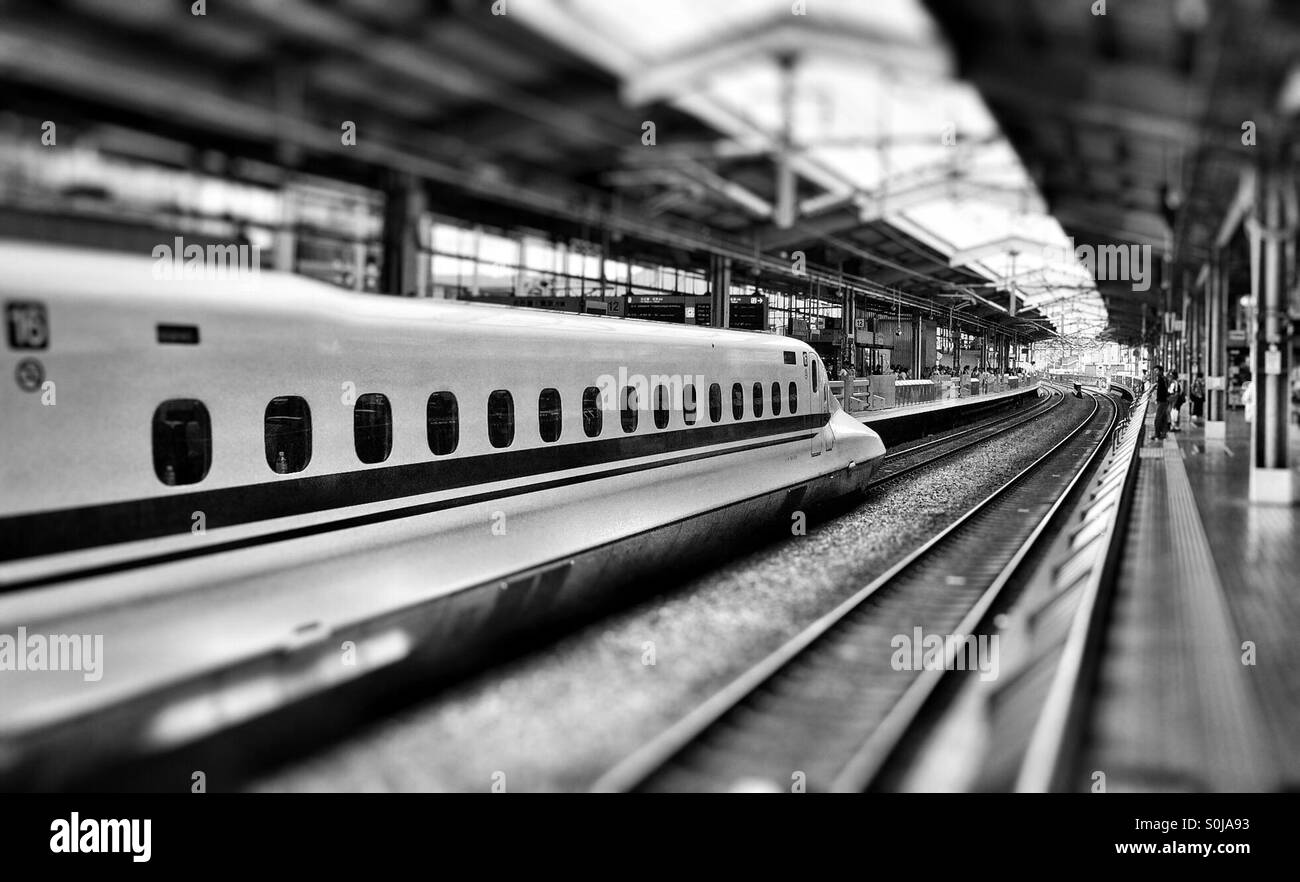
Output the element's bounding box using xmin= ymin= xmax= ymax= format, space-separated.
xmin=252 ymin=394 xmax=1096 ymax=792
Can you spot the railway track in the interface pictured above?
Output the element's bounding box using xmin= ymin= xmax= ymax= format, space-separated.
xmin=0 ymin=383 xmax=1074 ymax=792
xmin=591 ymin=387 xmax=1117 ymax=793
xmin=1011 ymin=393 xmax=1274 ymax=793
xmin=868 ymin=385 xmax=1066 ymax=488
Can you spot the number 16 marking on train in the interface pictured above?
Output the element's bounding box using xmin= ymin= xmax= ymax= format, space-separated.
xmin=6 ymin=301 xmax=49 ymax=350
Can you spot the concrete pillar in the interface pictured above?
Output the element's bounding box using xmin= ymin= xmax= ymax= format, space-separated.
xmin=1170 ymin=299 xmax=1180 ymax=377
xmin=1179 ymin=272 xmax=1190 ymax=381
xmin=950 ymin=314 xmax=959 ymax=375
xmin=709 ymin=254 xmax=731 ymax=328
xmin=911 ymin=309 xmax=923 ymax=378
xmin=1205 ymin=248 xmax=1227 ymax=439
xmin=843 ymin=291 xmax=856 ymax=375
xmin=1248 ymin=165 xmax=1294 ymax=504
xmin=380 ymin=174 xmax=429 ymax=297
xmin=1188 ymin=277 xmax=1201 ymax=379
xmin=1168 ymin=286 xmax=1177 ymax=376
xmin=274 ymin=185 xmax=297 ymax=274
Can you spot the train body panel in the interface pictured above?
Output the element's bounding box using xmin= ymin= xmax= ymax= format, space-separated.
xmin=2 ymin=241 xmax=884 ymax=591
xmin=0 ymin=242 xmax=885 ymax=762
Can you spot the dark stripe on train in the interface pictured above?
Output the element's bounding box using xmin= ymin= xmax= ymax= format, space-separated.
xmin=0 ymin=412 xmax=830 ymax=576
xmin=0 ymin=431 xmax=816 ymax=592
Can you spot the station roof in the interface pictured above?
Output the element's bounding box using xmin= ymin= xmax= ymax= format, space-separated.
xmin=0 ymin=0 xmax=1137 ymax=342
xmin=923 ymin=0 xmax=1300 ymax=345
xmin=512 ymin=0 xmax=1075 ymax=339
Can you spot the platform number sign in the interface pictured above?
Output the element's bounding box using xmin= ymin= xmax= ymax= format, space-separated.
xmin=6 ymin=301 xmax=49 ymax=350
xmin=1264 ymin=344 xmax=1282 ymax=375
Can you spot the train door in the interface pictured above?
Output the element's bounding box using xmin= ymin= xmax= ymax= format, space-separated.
xmin=809 ymin=353 xmax=834 ymax=456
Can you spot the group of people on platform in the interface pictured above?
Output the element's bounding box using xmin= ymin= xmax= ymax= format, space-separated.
xmin=1151 ymin=364 xmax=1207 ymax=442
xmin=866 ymin=363 xmax=1024 ymax=382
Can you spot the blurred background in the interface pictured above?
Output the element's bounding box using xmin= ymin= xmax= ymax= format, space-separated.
xmin=1 ymin=0 xmax=1297 ymax=375
xmin=3 ymin=0 xmax=1300 ymax=797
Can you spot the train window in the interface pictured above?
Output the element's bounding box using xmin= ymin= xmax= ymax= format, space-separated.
xmin=771 ymin=381 xmax=782 ymax=416
xmin=683 ymin=383 xmax=698 ymax=426
xmin=752 ymin=382 xmax=764 ymax=418
xmin=354 ymin=393 xmax=393 ymax=464
xmin=153 ymin=399 xmax=212 ymax=485
xmin=539 ymin=388 xmax=562 ymax=443
xmin=731 ymin=383 xmax=744 ymax=420
xmin=812 ymin=360 xmax=820 ymax=392
xmin=709 ymin=383 xmax=722 ymax=423
xmin=582 ymin=386 xmax=603 ymax=437
xmin=783 ymin=351 xmax=797 ymax=365
xmin=427 ymin=392 xmax=459 ymax=456
xmin=264 ymin=396 xmax=311 ymax=474
xmin=654 ymin=384 xmax=670 ymax=429
xmin=488 ymin=390 xmax=514 ymax=448
xmin=621 ymin=386 xmax=639 ymax=433
xmin=788 ymin=381 xmax=798 ymax=414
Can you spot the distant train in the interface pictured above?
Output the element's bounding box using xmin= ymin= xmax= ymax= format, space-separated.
xmin=0 ymin=242 xmax=885 ymax=661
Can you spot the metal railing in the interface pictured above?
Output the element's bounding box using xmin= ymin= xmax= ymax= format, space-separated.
xmin=829 ymin=375 xmax=1033 ymax=413
xmin=1011 ymin=392 xmax=1149 ymax=791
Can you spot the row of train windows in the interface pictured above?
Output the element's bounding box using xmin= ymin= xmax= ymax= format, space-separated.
xmin=151 ymin=381 xmax=802 ymax=486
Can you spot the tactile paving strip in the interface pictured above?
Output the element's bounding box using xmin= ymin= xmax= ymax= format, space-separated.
xmin=1080 ymin=445 xmax=1273 ymax=791
xmin=1162 ymin=447 xmax=1272 ymax=790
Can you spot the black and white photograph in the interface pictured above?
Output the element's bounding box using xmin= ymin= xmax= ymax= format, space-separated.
xmin=1 ymin=0 xmax=1296 ymax=864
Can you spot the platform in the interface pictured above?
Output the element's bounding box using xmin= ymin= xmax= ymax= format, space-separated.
xmin=1083 ymin=400 xmax=1300 ymax=791
xmin=854 ymin=383 xmax=1044 ymax=447
xmin=857 ymin=383 xmax=1038 ymax=424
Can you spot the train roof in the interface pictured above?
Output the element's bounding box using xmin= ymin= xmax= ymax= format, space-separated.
xmin=2 ymin=240 xmax=812 ymax=353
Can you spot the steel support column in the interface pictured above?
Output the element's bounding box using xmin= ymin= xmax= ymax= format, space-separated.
xmin=843 ymin=290 xmax=856 ymax=375
xmin=950 ymin=312 xmax=959 ymax=376
xmin=710 ymin=254 xmax=731 ymax=328
xmin=1205 ymin=248 xmax=1227 ymax=438
xmin=911 ymin=309 xmax=923 ymax=378
xmin=1248 ymin=165 xmax=1294 ymax=504
xmin=380 ymin=174 xmax=428 ymax=297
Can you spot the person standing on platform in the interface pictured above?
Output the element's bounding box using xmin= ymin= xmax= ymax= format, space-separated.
xmin=1190 ymin=370 xmax=1205 ymax=423
xmin=1153 ymin=365 xmax=1170 ymax=441
xmin=1168 ymin=370 xmax=1184 ymax=432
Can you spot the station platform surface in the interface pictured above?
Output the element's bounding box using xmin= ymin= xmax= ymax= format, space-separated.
xmin=855 ymin=382 xmax=1041 ymax=425
xmin=1084 ymin=401 xmax=1300 ymax=791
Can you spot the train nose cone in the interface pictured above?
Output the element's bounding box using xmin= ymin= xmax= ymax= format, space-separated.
xmin=842 ymin=421 xmax=886 ymax=464
xmin=850 ymin=434 xmax=887 ymax=477
xmin=829 ymin=411 xmax=886 ymax=480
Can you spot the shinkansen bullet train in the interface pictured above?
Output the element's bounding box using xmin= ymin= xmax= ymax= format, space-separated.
xmin=0 ymin=240 xmax=884 ymax=770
